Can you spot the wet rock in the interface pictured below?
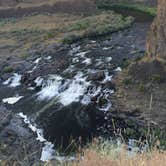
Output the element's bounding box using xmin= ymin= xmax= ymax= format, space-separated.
xmin=97 ymin=98 xmax=108 ymax=108
xmin=0 ymin=105 xmax=12 ymax=130
xmin=87 ymin=71 xmax=105 ymax=81
xmin=97 ymin=64 xmax=107 ymax=70
xmin=103 ymin=81 xmax=116 ymax=90
xmin=21 ymin=72 xmax=31 ymax=85
xmin=0 ymin=113 xmax=42 ymax=165
xmin=3 ymin=116 xmax=32 ymax=138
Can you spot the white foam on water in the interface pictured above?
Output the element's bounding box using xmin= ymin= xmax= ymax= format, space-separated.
xmin=34 ymin=58 xmax=42 ymax=64
xmin=91 ymin=40 xmax=96 ymax=43
xmin=98 ymin=102 xmax=112 ymax=112
xmin=114 ymin=67 xmax=122 ymax=72
xmin=69 ymin=46 xmax=81 ymax=55
xmin=3 ymin=78 xmax=11 ymax=85
xmin=81 ymin=95 xmax=91 ymax=105
xmin=2 ymin=96 xmax=23 ymax=104
xmin=82 ymin=58 xmax=91 ymax=65
xmin=72 ymin=57 xmax=79 ymax=63
xmin=102 ymin=71 xmax=113 ymax=83
xmin=106 ymin=57 xmax=112 ymax=62
xmin=18 ymin=112 xmax=56 ymax=162
xmin=75 ymin=51 xmax=88 ymax=58
xmin=40 ymin=142 xmax=55 ymax=162
xmin=27 ymin=66 xmax=37 ymax=73
xmin=59 ymin=72 xmax=90 ymax=106
xmin=34 ymin=77 xmax=44 ymax=87
xmin=103 ymin=47 xmax=111 ymax=50
xmin=28 ymin=57 xmax=42 ymax=73
xmin=28 ymin=87 xmax=35 ymax=90
xmin=37 ymin=75 xmax=62 ymax=100
xmin=44 ymin=56 xmax=52 ymax=60
xmin=81 ymin=86 xmax=101 ymax=105
xmin=3 ymin=73 xmax=22 ymax=87
xmin=37 ymin=73 xmax=90 ymax=106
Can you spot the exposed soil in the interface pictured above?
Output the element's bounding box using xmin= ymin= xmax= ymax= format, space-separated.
xmin=129 ymin=59 xmax=166 ymax=82
xmin=111 ymin=59 xmax=166 ymax=130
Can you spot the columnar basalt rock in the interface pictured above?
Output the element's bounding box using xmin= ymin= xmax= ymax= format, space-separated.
xmin=146 ymin=0 xmax=166 ymax=59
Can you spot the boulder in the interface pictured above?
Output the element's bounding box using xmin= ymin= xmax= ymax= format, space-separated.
xmin=88 ymin=71 xmax=105 ymax=81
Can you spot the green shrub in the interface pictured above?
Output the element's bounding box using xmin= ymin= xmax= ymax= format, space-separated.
xmin=134 ymin=56 xmax=143 ymax=62
xmin=3 ymin=66 xmax=13 ymax=73
xmin=63 ymin=12 xmax=134 ymax=42
xmin=62 ymin=34 xmax=82 ymax=44
xmin=122 ymin=59 xmax=130 ymax=68
xmin=46 ymin=31 xmax=57 ymax=39
xmin=123 ymin=78 xmax=132 ymax=85
xmin=138 ymin=83 xmax=145 ymax=92
xmin=96 ymin=1 xmax=157 ymax=17
xmin=151 ymin=74 xmax=162 ymax=83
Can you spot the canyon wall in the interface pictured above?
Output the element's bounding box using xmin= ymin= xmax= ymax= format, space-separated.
xmin=146 ymin=0 xmax=166 ymax=58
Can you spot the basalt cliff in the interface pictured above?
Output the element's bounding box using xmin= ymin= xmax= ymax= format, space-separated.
xmin=146 ymin=0 xmax=166 ymax=58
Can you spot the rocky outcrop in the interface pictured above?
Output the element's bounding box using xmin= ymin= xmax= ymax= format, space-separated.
xmin=146 ymin=0 xmax=166 ymax=58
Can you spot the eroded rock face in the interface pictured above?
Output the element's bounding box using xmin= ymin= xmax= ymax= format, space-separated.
xmin=146 ymin=0 xmax=166 ymax=58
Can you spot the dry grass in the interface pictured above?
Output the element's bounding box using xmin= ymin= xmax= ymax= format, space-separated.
xmin=0 ymin=38 xmax=16 ymax=46
xmin=0 ymin=0 xmax=95 ymax=9
xmin=0 ymin=13 xmax=83 ymax=32
xmin=43 ymin=140 xmax=166 ymax=166
xmin=72 ymin=149 xmax=166 ymax=166
xmin=0 ymin=0 xmax=67 ymax=9
xmin=16 ymin=0 xmax=66 ymax=8
xmin=71 ymin=139 xmax=166 ymax=166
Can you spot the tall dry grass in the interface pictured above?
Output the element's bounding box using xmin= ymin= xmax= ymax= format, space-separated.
xmin=70 ymin=139 xmax=166 ymax=166
xmin=73 ymin=149 xmax=166 ymax=166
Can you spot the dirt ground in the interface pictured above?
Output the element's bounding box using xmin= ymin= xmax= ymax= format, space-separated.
xmin=111 ymin=59 xmax=166 ymax=130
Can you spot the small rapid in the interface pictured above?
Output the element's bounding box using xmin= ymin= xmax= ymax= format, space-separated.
xmin=0 ymin=22 xmax=150 ymax=161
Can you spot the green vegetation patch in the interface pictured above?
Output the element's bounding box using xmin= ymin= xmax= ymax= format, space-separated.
xmin=62 ymin=12 xmax=134 ymax=43
xmin=3 ymin=66 xmax=13 ymax=73
xmin=96 ymin=1 xmax=157 ymax=17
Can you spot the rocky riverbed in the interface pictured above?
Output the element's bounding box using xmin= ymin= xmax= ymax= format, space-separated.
xmin=0 ymin=19 xmax=152 ymax=164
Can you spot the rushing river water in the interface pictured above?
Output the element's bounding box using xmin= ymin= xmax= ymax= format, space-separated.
xmin=0 ymin=22 xmax=151 ymax=161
